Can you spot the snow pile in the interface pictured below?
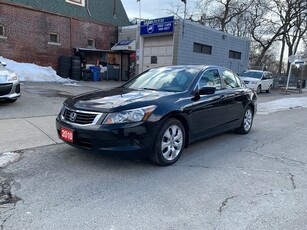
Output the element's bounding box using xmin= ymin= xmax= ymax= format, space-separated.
xmin=0 ymin=56 xmax=72 ymax=83
xmin=258 ymin=97 xmax=307 ymax=115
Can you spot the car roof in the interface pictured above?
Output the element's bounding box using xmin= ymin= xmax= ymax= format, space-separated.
xmin=244 ymin=70 xmax=272 ymax=73
xmin=149 ymin=65 xmax=226 ymax=71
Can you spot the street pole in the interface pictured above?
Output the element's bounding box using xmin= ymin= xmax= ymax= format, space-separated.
xmin=299 ymin=65 xmax=305 ymax=94
xmin=285 ymin=63 xmax=293 ymax=92
xmin=182 ymin=0 xmax=187 ymax=37
xmin=136 ymin=0 xmax=142 ymax=74
xmin=138 ymin=0 xmax=141 ymax=21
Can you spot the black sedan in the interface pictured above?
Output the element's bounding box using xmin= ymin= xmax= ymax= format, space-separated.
xmin=56 ymin=65 xmax=257 ymax=166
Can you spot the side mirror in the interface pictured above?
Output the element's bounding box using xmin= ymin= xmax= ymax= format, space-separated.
xmin=0 ymin=61 xmax=7 ymax=67
xmin=199 ymin=86 xmax=216 ymax=95
xmin=193 ymin=86 xmax=216 ymax=101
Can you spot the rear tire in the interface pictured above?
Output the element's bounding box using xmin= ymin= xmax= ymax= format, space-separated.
xmin=266 ymin=85 xmax=272 ymax=93
xmin=235 ymin=106 xmax=253 ymax=134
xmin=150 ymin=119 xmax=185 ymax=166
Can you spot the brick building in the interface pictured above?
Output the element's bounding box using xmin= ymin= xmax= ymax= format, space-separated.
xmin=0 ymin=0 xmax=130 ymax=69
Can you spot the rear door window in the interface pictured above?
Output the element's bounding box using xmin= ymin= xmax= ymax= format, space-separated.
xmin=221 ymin=69 xmax=240 ymax=89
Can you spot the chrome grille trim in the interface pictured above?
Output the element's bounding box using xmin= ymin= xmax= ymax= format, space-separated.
xmin=61 ymin=107 xmax=103 ymax=126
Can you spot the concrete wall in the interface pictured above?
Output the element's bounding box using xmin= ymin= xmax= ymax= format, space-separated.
xmin=174 ymin=20 xmax=250 ymax=74
xmin=0 ymin=2 xmax=117 ymax=69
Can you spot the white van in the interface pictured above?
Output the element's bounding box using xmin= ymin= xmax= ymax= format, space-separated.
xmin=239 ymin=70 xmax=273 ymax=93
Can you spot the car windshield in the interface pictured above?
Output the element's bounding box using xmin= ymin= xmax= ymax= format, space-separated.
xmin=240 ymin=71 xmax=263 ymax=79
xmin=122 ymin=67 xmax=200 ymax=92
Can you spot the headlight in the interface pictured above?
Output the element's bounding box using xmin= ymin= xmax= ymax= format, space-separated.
xmin=7 ymin=73 xmax=18 ymax=81
xmin=103 ymin=105 xmax=157 ymax=124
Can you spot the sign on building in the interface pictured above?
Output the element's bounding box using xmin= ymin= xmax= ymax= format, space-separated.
xmin=140 ymin=16 xmax=174 ymax=36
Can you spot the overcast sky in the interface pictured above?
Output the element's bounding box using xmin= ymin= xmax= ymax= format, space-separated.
xmin=121 ymin=0 xmax=197 ymax=20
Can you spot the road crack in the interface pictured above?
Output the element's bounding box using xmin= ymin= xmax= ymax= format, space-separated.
xmin=239 ymin=137 xmax=306 ymax=167
xmin=218 ymin=195 xmax=238 ymax=215
xmin=0 ymin=214 xmax=13 ymax=230
xmin=288 ymin=173 xmax=297 ymax=189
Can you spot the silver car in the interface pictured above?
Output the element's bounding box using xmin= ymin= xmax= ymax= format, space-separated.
xmin=0 ymin=61 xmax=21 ymax=102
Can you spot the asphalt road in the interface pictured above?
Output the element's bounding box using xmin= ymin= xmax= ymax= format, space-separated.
xmin=0 ymin=82 xmax=307 ymax=229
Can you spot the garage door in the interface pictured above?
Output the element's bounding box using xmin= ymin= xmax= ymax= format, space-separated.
xmin=142 ymin=35 xmax=174 ymax=71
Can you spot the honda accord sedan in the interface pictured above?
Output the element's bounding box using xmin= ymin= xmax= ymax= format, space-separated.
xmin=56 ymin=65 xmax=257 ymax=166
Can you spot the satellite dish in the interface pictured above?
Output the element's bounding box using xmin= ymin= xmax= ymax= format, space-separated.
xmin=288 ymin=55 xmax=296 ymax=63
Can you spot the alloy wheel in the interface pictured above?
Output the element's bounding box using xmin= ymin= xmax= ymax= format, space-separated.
xmin=243 ymin=109 xmax=253 ymax=132
xmin=161 ymin=125 xmax=183 ymax=161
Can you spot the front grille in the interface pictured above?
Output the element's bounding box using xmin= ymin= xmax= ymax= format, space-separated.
xmin=0 ymin=83 xmax=13 ymax=96
xmin=244 ymin=81 xmax=249 ymax=84
xmin=63 ymin=109 xmax=100 ymax=125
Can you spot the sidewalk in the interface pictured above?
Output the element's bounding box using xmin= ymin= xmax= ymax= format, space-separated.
xmin=0 ymin=80 xmax=123 ymax=167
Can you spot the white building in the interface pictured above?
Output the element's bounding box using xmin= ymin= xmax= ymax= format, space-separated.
xmin=115 ymin=17 xmax=250 ymax=80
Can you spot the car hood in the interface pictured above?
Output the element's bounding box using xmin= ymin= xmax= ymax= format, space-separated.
xmin=240 ymin=76 xmax=261 ymax=82
xmin=0 ymin=65 xmax=14 ymax=75
xmin=66 ymin=87 xmax=177 ymax=112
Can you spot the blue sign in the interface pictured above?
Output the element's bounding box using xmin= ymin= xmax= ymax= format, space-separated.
xmin=294 ymin=60 xmax=305 ymax=65
xmin=140 ymin=16 xmax=174 ymax=36
xmin=117 ymin=40 xmax=132 ymax=46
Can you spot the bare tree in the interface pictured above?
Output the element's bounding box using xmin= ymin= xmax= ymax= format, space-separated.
xmin=195 ymin=0 xmax=254 ymax=34
xmin=274 ymin=0 xmax=307 ymax=75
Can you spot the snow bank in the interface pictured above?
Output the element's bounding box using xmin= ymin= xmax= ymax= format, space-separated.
xmin=0 ymin=56 xmax=72 ymax=83
xmin=258 ymin=97 xmax=307 ymax=115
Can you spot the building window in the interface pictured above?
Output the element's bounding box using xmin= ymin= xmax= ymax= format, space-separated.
xmin=151 ymin=56 xmax=157 ymax=64
xmin=229 ymin=50 xmax=241 ymax=60
xmin=49 ymin=33 xmax=59 ymax=44
xmin=193 ymin=43 xmax=212 ymax=55
xmin=65 ymin=0 xmax=85 ymax=7
xmin=0 ymin=25 xmax=5 ymax=37
xmin=87 ymin=39 xmax=95 ymax=48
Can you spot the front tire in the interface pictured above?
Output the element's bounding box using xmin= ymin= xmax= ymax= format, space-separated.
xmin=5 ymin=98 xmax=17 ymax=103
xmin=256 ymin=85 xmax=261 ymax=94
xmin=151 ymin=119 xmax=185 ymax=166
xmin=235 ymin=106 xmax=253 ymax=134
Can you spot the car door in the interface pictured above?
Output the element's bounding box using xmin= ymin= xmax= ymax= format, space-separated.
xmin=185 ymin=68 xmax=230 ymax=141
xmin=261 ymin=72 xmax=271 ymax=90
xmin=220 ymin=68 xmax=246 ymax=127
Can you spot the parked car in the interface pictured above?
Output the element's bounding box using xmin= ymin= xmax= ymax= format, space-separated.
xmin=56 ymin=65 xmax=257 ymax=166
xmin=239 ymin=70 xmax=273 ymax=93
xmin=0 ymin=61 xmax=21 ymax=102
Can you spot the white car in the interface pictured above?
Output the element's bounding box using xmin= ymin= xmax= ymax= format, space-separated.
xmin=239 ymin=70 xmax=273 ymax=93
xmin=0 ymin=61 xmax=21 ymax=102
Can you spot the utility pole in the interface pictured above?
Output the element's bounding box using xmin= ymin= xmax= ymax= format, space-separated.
xmin=136 ymin=0 xmax=142 ymax=74
xmin=182 ymin=0 xmax=187 ymax=37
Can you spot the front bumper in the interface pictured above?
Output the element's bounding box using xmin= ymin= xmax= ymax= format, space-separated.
xmin=244 ymin=83 xmax=258 ymax=90
xmin=0 ymin=81 xmax=21 ymax=99
xmin=56 ymin=115 xmax=159 ymax=153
